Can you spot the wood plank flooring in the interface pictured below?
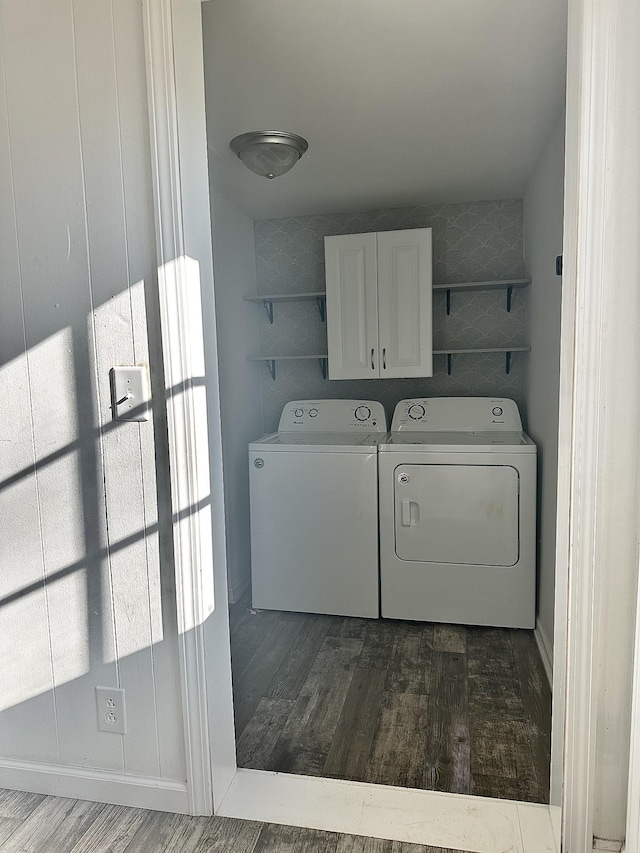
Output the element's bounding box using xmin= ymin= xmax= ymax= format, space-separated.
xmin=0 ymin=788 xmax=472 ymax=853
xmin=230 ymin=598 xmax=551 ymax=803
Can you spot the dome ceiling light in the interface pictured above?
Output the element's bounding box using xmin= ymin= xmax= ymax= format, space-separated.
xmin=229 ymin=130 xmax=309 ymax=179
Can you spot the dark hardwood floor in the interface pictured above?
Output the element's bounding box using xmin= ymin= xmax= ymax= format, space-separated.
xmin=229 ymin=596 xmax=551 ymax=803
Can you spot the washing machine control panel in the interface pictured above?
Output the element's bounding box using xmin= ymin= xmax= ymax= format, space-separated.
xmin=278 ymin=400 xmax=388 ymax=432
xmin=391 ymin=397 xmax=523 ymax=432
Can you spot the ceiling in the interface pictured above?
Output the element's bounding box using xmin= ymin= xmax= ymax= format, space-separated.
xmin=202 ymin=0 xmax=567 ymax=221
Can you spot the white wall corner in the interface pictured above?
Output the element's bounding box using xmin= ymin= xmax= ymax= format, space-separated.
xmin=228 ymin=575 xmax=251 ymax=606
xmin=535 ymin=619 xmax=554 ymax=688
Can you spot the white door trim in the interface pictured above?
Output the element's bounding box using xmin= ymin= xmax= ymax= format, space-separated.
xmin=148 ymin=0 xmax=640 ymax=848
xmin=143 ymin=0 xmax=215 ymax=816
xmin=619 ymin=0 xmax=640 ymax=844
xmin=552 ymin=0 xmax=601 ymax=843
xmin=559 ymin=0 xmax=640 ymax=848
xmin=625 ymin=566 xmax=640 ymax=853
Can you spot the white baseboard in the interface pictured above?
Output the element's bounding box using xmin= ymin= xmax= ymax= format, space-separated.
xmin=0 ymin=758 xmax=189 ymax=813
xmin=534 ymin=619 xmax=554 ymax=688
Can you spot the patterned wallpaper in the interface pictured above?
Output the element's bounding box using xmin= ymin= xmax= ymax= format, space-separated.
xmin=253 ymin=200 xmax=527 ymax=432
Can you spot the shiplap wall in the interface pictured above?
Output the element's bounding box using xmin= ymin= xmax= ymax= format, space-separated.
xmin=0 ymin=0 xmax=184 ymax=782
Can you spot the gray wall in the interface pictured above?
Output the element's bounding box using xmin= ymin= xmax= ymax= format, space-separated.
xmin=0 ymin=0 xmax=183 ymax=781
xmin=254 ymin=200 xmax=528 ymax=432
xmin=210 ymin=189 xmax=264 ymax=603
xmin=523 ymin=115 xmax=566 ymax=661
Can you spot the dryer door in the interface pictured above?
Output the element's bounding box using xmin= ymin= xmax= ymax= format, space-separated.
xmin=394 ymin=464 xmax=519 ymax=566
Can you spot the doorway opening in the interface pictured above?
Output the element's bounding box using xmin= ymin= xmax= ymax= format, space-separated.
xmin=200 ymin=0 xmax=566 ymax=819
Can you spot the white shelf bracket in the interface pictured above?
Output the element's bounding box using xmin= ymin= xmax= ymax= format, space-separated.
xmin=266 ymin=359 xmax=276 ymax=380
xmin=316 ymin=296 xmax=326 ymax=322
xmin=263 ymin=300 xmax=274 ymax=324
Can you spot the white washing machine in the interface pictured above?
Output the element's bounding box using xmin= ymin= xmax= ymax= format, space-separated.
xmin=379 ymin=397 xmax=536 ymax=628
xmin=249 ymin=399 xmax=387 ymax=618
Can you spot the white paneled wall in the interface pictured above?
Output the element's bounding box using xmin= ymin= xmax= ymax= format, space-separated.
xmin=0 ymin=0 xmax=184 ymax=786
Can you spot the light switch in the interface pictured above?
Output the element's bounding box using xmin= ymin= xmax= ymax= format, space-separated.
xmin=110 ymin=366 xmax=150 ymax=421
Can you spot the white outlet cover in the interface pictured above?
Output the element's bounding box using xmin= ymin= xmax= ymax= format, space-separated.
xmin=96 ymin=686 xmax=127 ymax=734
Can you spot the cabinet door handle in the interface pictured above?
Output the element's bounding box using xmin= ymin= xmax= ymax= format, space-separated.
xmin=382 ymin=347 xmax=386 ymax=369
xmin=371 ymin=348 xmax=375 ymax=370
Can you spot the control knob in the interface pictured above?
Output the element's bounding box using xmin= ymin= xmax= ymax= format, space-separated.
xmin=408 ymin=404 xmax=425 ymax=420
xmin=309 ymin=408 xmax=318 ymax=418
xmin=354 ymin=405 xmax=371 ymax=421
xmin=294 ymin=408 xmax=304 ymax=418
xmin=492 ymin=406 xmax=503 ymax=417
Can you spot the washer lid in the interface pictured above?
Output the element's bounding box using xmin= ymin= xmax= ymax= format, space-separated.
xmin=380 ymin=430 xmax=536 ymax=452
xmin=249 ymin=432 xmax=387 ymax=453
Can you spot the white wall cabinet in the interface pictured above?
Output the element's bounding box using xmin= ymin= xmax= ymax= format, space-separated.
xmin=324 ymin=228 xmax=433 ymax=379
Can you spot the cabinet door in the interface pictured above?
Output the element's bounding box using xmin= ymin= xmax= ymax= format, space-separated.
xmin=325 ymin=233 xmax=379 ymax=379
xmin=377 ymin=228 xmax=433 ymax=377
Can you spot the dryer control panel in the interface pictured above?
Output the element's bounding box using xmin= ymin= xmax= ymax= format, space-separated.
xmin=391 ymin=397 xmax=522 ymax=432
xmin=279 ymin=399 xmax=388 ymax=432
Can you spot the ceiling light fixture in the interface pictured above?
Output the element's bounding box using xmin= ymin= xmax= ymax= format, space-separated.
xmin=229 ymin=130 xmax=309 ymax=179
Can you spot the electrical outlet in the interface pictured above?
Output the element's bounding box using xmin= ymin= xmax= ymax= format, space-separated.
xmin=95 ymin=687 xmax=127 ymax=734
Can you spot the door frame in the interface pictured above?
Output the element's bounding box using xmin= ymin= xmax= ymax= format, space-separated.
xmin=556 ymin=0 xmax=640 ymax=848
xmin=142 ymin=0 xmax=236 ymax=815
xmin=146 ymin=0 xmax=640 ymax=849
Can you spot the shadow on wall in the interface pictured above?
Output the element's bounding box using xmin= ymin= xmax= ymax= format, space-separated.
xmin=0 ymin=285 xmax=204 ymax=779
xmin=0 ymin=0 xmax=208 ymax=783
xmin=0 ymin=478 xmax=208 ymax=780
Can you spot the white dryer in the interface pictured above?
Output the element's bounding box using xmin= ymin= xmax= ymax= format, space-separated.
xmin=379 ymin=397 xmax=536 ymax=628
xmin=249 ymin=399 xmax=387 ymax=618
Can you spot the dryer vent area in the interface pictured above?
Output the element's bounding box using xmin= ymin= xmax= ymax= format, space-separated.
xmin=229 ymin=595 xmax=551 ymax=803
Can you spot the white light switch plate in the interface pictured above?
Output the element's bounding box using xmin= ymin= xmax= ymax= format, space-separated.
xmin=110 ymin=366 xmax=150 ymax=421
